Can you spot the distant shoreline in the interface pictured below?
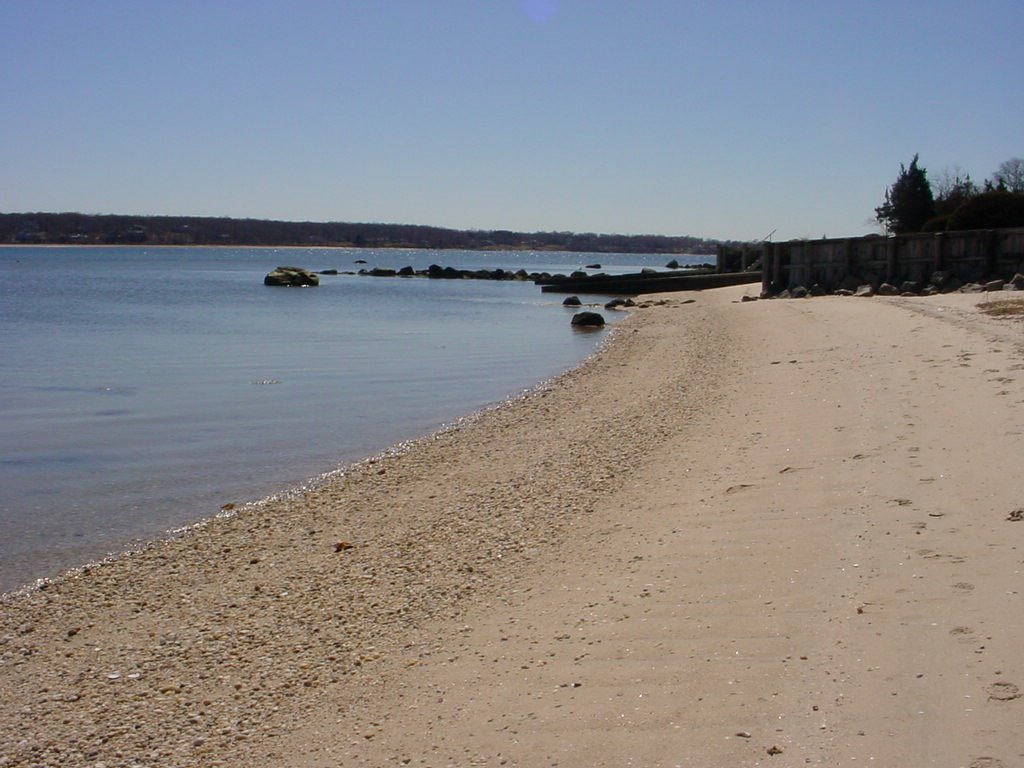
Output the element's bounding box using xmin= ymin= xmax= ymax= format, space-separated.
xmin=0 ymin=242 xmax=700 ymax=253
xmin=0 ymin=212 xmax=738 ymax=255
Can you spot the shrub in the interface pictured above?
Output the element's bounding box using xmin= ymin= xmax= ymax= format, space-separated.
xmin=947 ymin=191 xmax=1024 ymax=230
xmin=921 ymin=214 xmax=951 ymax=232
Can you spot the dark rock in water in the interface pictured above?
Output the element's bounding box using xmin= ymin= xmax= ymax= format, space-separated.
xmin=427 ymin=264 xmax=445 ymax=279
xmin=368 ymin=267 xmax=397 ymax=277
xmin=354 ymin=259 xmax=367 ymax=264
xmin=563 ymin=296 xmax=582 ymax=306
xmin=442 ymin=266 xmax=462 ymax=279
xmin=398 ymin=265 xmax=416 ymax=277
xmin=604 ymin=297 xmax=636 ymax=310
xmin=878 ymin=282 xmax=899 ymax=296
xmin=319 ymin=268 xmax=339 ymax=275
xmin=665 ymin=259 xmax=680 ymax=269
xmin=264 ymin=266 xmax=320 ymax=286
xmin=514 ymin=269 xmax=530 ymax=280
xmin=585 ymin=263 xmax=601 ymax=269
xmin=641 ymin=267 xmax=658 ymax=275
xmin=570 ymin=311 xmax=605 ymax=328
xmin=571 ymin=270 xmax=588 ymax=279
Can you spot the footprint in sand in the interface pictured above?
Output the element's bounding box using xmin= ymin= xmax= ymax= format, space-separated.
xmin=970 ymin=758 xmax=1006 ymax=768
xmin=985 ymin=681 xmax=1021 ymax=701
xmin=725 ymin=483 xmax=755 ymax=494
xmin=953 ymin=582 xmax=975 ymax=591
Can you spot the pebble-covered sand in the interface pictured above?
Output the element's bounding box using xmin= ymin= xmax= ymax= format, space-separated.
xmin=1 ymin=294 xmax=733 ymax=767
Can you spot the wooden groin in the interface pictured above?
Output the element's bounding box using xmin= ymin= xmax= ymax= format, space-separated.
xmin=537 ymin=269 xmax=761 ymax=295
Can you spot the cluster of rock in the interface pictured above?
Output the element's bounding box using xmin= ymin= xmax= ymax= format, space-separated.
xmin=265 ymin=264 xmax=654 ymax=330
xmin=562 ymin=296 xmax=637 ymax=310
xmin=355 ymin=262 xmax=713 ymax=281
xmin=359 ymin=264 xmax=589 ymax=282
xmin=266 ymin=260 xmax=719 ymax=288
xmin=265 ymin=263 xmax=583 ymax=285
xmin=561 ymin=295 xmax=643 ymax=329
xmin=761 ymin=271 xmax=1024 ymax=300
xmin=264 ymin=266 xmax=320 ymax=286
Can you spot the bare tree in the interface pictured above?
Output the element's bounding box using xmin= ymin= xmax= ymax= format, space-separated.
xmin=932 ymin=166 xmax=978 ymax=216
xmin=932 ymin=166 xmax=971 ymax=199
xmin=993 ymin=157 xmax=1024 ymax=193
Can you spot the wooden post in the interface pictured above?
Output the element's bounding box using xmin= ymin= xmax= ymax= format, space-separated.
xmin=985 ymin=229 xmax=997 ymax=278
xmin=773 ymin=242 xmax=784 ymax=291
xmin=887 ymin=237 xmax=899 ymax=285
xmin=844 ymin=238 xmax=854 ymax=287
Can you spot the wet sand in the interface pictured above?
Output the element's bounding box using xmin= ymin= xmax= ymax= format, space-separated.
xmin=2 ymin=286 xmax=1023 ymax=768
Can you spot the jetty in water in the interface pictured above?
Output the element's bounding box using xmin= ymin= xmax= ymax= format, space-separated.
xmin=535 ymin=269 xmax=761 ymax=295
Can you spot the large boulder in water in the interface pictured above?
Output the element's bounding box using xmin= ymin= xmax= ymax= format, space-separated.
xmin=264 ymin=266 xmax=319 ymax=286
xmin=571 ymin=311 xmax=605 ymax=328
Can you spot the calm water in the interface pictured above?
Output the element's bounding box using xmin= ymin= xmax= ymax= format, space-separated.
xmin=0 ymin=246 xmax=705 ymax=591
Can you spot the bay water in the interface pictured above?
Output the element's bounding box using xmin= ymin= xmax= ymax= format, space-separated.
xmin=0 ymin=246 xmax=706 ymax=591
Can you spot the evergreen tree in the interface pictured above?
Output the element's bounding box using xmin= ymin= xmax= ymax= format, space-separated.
xmin=875 ymin=154 xmax=936 ymax=234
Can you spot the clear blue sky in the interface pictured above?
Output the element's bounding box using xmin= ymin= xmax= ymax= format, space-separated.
xmin=2 ymin=1 xmax=1021 ymax=241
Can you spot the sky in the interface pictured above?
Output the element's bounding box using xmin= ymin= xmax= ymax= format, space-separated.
xmin=1 ymin=1 xmax=1021 ymax=242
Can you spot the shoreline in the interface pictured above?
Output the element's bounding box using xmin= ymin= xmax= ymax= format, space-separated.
xmin=0 ymin=289 xmax=725 ymax=766
xmin=0 ymin=323 xmax=621 ymax=600
xmin=2 ymin=246 xmax=637 ymax=594
xmin=3 ymin=286 xmax=1023 ymax=767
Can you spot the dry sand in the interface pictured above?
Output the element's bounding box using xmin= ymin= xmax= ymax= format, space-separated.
xmin=2 ymin=285 xmax=1023 ymax=768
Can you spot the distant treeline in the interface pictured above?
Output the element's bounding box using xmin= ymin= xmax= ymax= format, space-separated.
xmin=0 ymin=212 xmax=741 ymax=255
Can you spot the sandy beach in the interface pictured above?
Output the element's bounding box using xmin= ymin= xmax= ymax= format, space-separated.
xmin=2 ymin=284 xmax=1023 ymax=768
